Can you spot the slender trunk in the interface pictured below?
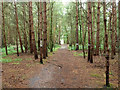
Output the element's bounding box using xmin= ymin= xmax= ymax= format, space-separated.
xmin=81 ymin=14 xmax=85 ymax=59
xmin=76 ymin=0 xmax=79 ymax=50
xmin=2 ymin=2 xmax=8 ymax=55
xmin=114 ymin=2 xmax=117 ymax=54
xmin=29 ymin=1 xmax=38 ymax=59
xmin=29 ymin=2 xmax=33 ymax=53
xmin=89 ymin=2 xmax=93 ymax=63
xmin=58 ymin=25 xmax=61 ymax=45
xmin=38 ymin=2 xmax=40 ymax=51
xmin=105 ymin=49 xmax=110 ymax=87
xmin=111 ymin=1 xmax=115 ymax=59
xmin=16 ymin=31 xmax=19 ymax=56
xmin=40 ymin=1 xmax=43 ymax=64
xmin=96 ymin=2 xmax=100 ymax=55
xmin=14 ymin=3 xmax=24 ymax=53
xmin=50 ymin=3 xmax=53 ymax=52
xmin=43 ymin=1 xmax=47 ymax=59
xmin=23 ymin=4 xmax=28 ymax=53
xmin=92 ymin=2 xmax=95 ymax=55
xmin=79 ymin=1 xmax=82 ymax=49
xmin=118 ymin=1 xmax=120 ymax=87
xmin=103 ymin=1 xmax=107 ymax=54
xmin=87 ymin=2 xmax=91 ymax=62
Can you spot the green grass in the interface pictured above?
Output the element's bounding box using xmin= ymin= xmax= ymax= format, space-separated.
xmin=26 ymin=64 xmax=32 ymax=67
xmin=91 ymin=73 xmax=101 ymax=78
xmin=0 ymin=57 xmax=22 ymax=63
xmin=12 ymin=62 xmax=20 ymax=65
xmin=24 ymin=58 xmax=33 ymax=61
xmin=0 ymin=57 xmax=12 ymax=63
xmin=73 ymin=52 xmax=88 ymax=57
xmin=48 ymin=44 xmax=61 ymax=52
xmin=2 ymin=46 xmax=25 ymax=58
xmin=14 ymin=58 xmax=22 ymax=61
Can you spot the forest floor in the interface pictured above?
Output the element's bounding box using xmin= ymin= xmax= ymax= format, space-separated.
xmin=2 ymin=44 xmax=118 ymax=88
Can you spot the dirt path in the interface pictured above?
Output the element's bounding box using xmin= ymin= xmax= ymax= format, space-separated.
xmin=2 ymin=44 xmax=118 ymax=88
xmin=29 ymin=45 xmax=95 ymax=88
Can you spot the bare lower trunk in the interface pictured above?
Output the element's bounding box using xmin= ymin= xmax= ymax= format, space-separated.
xmin=76 ymin=0 xmax=79 ymax=50
xmin=29 ymin=1 xmax=38 ymax=59
xmin=29 ymin=2 xmax=33 ymax=53
xmin=38 ymin=2 xmax=40 ymax=51
xmin=96 ymin=2 xmax=100 ymax=55
xmin=2 ymin=2 xmax=8 ymax=55
xmin=111 ymin=2 xmax=115 ymax=59
xmin=14 ymin=3 xmax=24 ymax=53
xmin=40 ymin=1 xmax=43 ymax=64
xmin=23 ymin=4 xmax=28 ymax=53
xmin=43 ymin=1 xmax=47 ymax=59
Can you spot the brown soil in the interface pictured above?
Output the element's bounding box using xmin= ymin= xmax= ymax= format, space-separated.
xmin=2 ymin=45 xmax=118 ymax=88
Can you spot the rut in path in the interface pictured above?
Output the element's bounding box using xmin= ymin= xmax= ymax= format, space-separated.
xmin=29 ymin=44 xmax=95 ymax=88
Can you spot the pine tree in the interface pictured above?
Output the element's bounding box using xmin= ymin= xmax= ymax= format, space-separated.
xmin=2 ymin=2 xmax=8 ymax=55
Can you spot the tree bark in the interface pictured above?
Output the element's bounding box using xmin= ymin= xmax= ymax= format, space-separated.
xmin=50 ymin=2 xmax=54 ymax=52
xmin=43 ymin=1 xmax=47 ymax=59
xmin=40 ymin=1 xmax=43 ymax=64
xmin=114 ymin=2 xmax=117 ymax=55
xmin=29 ymin=2 xmax=33 ymax=53
xmin=96 ymin=2 xmax=100 ymax=55
xmin=103 ymin=1 xmax=107 ymax=54
xmin=14 ymin=2 xmax=24 ymax=53
xmin=38 ymin=2 xmax=40 ymax=51
xmin=76 ymin=0 xmax=79 ymax=50
xmin=29 ymin=1 xmax=38 ymax=59
xmin=87 ymin=2 xmax=91 ymax=62
xmin=23 ymin=4 xmax=28 ymax=53
xmin=92 ymin=2 xmax=95 ymax=55
xmin=118 ymin=1 xmax=120 ymax=87
xmin=89 ymin=2 xmax=93 ymax=63
xmin=111 ymin=1 xmax=116 ymax=59
xmin=2 ymin=2 xmax=8 ymax=55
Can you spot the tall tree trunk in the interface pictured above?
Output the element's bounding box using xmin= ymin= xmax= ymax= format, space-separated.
xmin=92 ymin=2 xmax=95 ymax=55
xmin=114 ymin=2 xmax=117 ymax=55
xmin=81 ymin=13 xmax=85 ymax=59
xmin=23 ymin=4 xmax=28 ymax=53
xmin=111 ymin=1 xmax=116 ymax=59
xmin=88 ymin=2 xmax=93 ymax=63
xmin=29 ymin=2 xmax=33 ymax=53
xmin=87 ymin=2 xmax=91 ymax=62
xmin=29 ymin=1 xmax=38 ymax=59
xmin=58 ymin=24 xmax=61 ymax=45
xmin=76 ymin=0 xmax=79 ymax=50
xmin=78 ymin=1 xmax=82 ymax=49
xmin=90 ymin=2 xmax=93 ymax=63
xmin=2 ymin=2 xmax=8 ymax=55
xmin=50 ymin=2 xmax=54 ymax=52
xmin=96 ymin=2 xmax=100 ymax=55
xmin=14 ymin=3 xmax=24 ymax=53
xmin=16 ymin=30 xmax=19 ymax=56
xmin=38 ymin=2 xmax=40 ymax=51
xmin=118 ymin=1 xmax=120 ymax=87
xmin=40 ymin=1 xmax=43 ymax=64
xmin=43 ymin=1 xmax=47 ymax=59
xmin=103 ymin=1 xmax=107 ymax=54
